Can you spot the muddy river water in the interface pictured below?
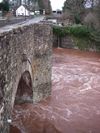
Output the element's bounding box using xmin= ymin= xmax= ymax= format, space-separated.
xmin=10 ymin=48 xmax=100 ymax=133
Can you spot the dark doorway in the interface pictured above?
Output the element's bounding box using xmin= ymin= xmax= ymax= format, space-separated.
xmin=15 ymin=71 xmax=33 ymax=104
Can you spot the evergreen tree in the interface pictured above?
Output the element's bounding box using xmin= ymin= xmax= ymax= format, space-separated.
xmin=3 ymin=1 xmax=9 ymax=12
xmin=0 ymin=1 xmax=9 ymax=12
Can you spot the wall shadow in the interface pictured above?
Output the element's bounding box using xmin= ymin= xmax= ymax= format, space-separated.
xmin=15 ymin=71 xmax=33 ymax=105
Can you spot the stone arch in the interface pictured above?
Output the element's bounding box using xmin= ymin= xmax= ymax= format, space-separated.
xmin=15 ymin=70 xmax=33 ymax=104
xmin=1 ymin=59 xmax=34 ymax=133
xmin=11 ymin=59 xmax=34 ymax=108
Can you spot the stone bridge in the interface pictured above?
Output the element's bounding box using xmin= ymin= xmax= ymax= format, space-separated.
xmin=0 ymin=22 xmax=52 ymax=132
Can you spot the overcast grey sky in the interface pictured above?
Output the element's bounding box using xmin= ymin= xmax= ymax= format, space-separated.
xmin=50 ymin=0 xmax=65 ymax=10
xmin=0 ymin=0 xmax=66 ymax=10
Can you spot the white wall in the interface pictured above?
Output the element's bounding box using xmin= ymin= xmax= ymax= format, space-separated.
xmin=16 ymin=5 xmax=30 ymax=16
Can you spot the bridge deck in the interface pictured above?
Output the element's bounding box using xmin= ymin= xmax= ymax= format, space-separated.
xmin=0 ymin=16 xmax=44 ymax=34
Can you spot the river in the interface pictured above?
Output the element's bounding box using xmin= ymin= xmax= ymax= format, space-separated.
xmin=10 ymin=48 xmax=100 ymax=133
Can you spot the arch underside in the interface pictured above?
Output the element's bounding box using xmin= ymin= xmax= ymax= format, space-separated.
xmin=15 ymin=71 xmax=33 ymax=104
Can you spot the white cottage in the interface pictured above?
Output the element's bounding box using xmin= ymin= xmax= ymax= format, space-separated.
xmin=16 ymin=5 xmax=30 ymax=16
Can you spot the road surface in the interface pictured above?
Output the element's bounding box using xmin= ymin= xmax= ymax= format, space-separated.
xmin=0 ymin=16 xmax=45 ymax=34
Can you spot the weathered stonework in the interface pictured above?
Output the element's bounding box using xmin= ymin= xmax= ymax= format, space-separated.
xmin=53 ymin=35 xmax=74 ymax=48
xmin=53 ymin=34 xmax=99 ymax=51
xmin=0 ymin=23 xmax=52 ymax=132
xmin=60 ymin=36 xmax=74 ymax=48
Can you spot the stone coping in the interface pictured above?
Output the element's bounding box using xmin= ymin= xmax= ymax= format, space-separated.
xmin=0 ymin=16 xmax=44 ymax=35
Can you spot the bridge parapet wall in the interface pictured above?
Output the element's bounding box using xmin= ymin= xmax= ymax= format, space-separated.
xmin=0 ymin=22 xmax=52 ymax=132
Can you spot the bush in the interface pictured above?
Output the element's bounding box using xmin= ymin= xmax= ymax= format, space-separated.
xmin=69 ymin=25 xmax=90 ymax=37
xmin=53 ymin=25 xmax=90 ymax=38
xmin=53 ymin=24 xmax=100 ymax=51
xmin=53 ymin=26 xmax=70 ymax=37
xmin=90 ymin=30 xmax=100 ymax=43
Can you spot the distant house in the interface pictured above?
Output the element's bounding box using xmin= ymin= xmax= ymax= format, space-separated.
xmin=52 ymin=10 xmax=62 ymax=15
xmin=16 ymin=5 xmax=34 ymax=16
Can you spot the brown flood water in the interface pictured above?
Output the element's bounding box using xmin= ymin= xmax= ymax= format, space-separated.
xmin=10 ymin=48 xmax=100 ymax=133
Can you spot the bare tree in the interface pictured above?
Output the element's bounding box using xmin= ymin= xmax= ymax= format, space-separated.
xmin=63 ymin=0 xmax=85 ymax=14
xmin=63 ymin=0 xmax=86 ymax=23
